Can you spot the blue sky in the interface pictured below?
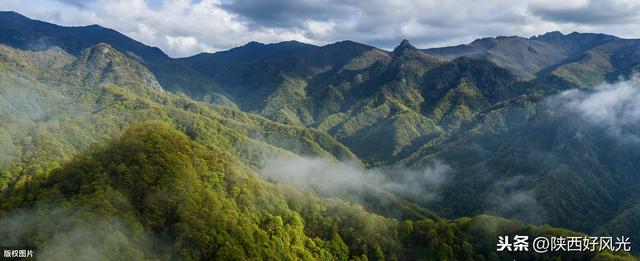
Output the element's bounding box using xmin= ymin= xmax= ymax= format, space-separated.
xmin=2 ymin=0 xmax=640 ymax=57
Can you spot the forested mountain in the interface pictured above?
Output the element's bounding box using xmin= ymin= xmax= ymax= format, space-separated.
xmin=423 ymin=31 xmax=639 ymax=82
xmin=0 ymin=11 xmax=230 ymax=102
xmin=0 ymin=42 xmax=363 ymax=197
xmin=2 ymin=121 xmax=626 ymax=260
xmin=1 ymin=11 xmax=640 ymax=260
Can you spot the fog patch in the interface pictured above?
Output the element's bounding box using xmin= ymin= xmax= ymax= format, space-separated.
xmin=556 ymin=74 xmax=640 ymax=143
xmin=259 ymin=156 xmax=450 ymax=203
xmin=0 ymin=206 xmax=150 ymax=260
xmin=27 ymin=37 xmax=55 ymax=51
xmin=484 ymin=175 xmax=547 ymax=224
xmin=0 ymin=128 xmax=18 ymax=170
xmin=0 ymin=86 xmax=48 ymax=122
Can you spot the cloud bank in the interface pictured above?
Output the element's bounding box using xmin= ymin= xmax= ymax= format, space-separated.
xmin=2 ymin=0 xmax=640 ymax=57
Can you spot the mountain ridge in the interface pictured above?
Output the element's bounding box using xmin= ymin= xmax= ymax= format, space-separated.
xmin=0 ymin=11 xmax=169 ymax=63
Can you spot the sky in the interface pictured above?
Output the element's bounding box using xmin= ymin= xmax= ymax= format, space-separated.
xmin=2 ymin=0 xmax=640 ymax=57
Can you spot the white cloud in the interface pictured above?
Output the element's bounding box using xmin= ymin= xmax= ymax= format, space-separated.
xmin=1 ymin=0 xmax=312 ymax=56
xmin=260 ymin=156 xmax=450 ymax=203
xmin=165 ymin=35 xmax=213 ymax=55
xmin=559 ymin=75 xmax=640 ymax=143
xmin=1 ymin=0 xmax=639 ymax=57
xmin=529 ymin=0 xmax=640 ymax=25
xmin=304 ymin=20 xmax=335 ymax=39
xmin=484 ymin=175 xmax=548 ymax=224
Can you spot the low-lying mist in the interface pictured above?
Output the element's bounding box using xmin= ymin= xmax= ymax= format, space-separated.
xmin=483 ymin=175 xmax=548 ymax=224
xmin=0 ymin=206 xmax=156 ymax=261
xmin=557 ymin=74 xmax=640 ymax=143
xmin=259 ymin=156 xmax=450 ymax=205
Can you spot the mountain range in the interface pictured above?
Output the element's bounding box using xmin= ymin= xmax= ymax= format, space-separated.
xmin=0 ymin=11 xmax=639 ymax=260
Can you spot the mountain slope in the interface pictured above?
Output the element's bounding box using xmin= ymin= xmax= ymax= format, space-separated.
xmin=423 ymin=31 xmax=640 ymax=84
xmin=0 ymin=11 xmax=229 ymax=102
xmin=185 ymin=40 xmax=381 ymax=121
xmin=189 ymin=37 xmax=597 ymax=180
xmin=180 ymin=40 xmax=316 ymax=77
xmin=0 ymin=11 xmax=168 ymax=63
xmin=183 ymin=38 xmax=523 ymax=166
xmin=395 ymin=82 xmax=640 ymax=242
xmin=0 ymin=43 xmax=357 ymax=191
xmin=0 ymin=121 xmax=630 ymax=260
xmin=424 ymin=35 xmax=568 ymax=79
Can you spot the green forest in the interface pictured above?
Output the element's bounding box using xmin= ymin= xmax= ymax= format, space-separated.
xmin=2 ymin=122 xmax=631 ymax=260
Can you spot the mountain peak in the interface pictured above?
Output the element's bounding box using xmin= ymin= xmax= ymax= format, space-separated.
xmin=244 ymin=41 xmax=265 ymax=47
xmin=78 ymin=43 xmax=122 ymax=68
xmin=393 ymin=39 xmax=417 ymax=55
xmin=0 ymin=10 xmax=25 ymax=18
xmin=73 ymin=43 xmax=162 ymax=91
xmin=0 ymin=11 xmax=169 ymax=62
xmin=0 ymin=11 xmax=32 ymax=25
xmin=530 ymin=31 xmax=565 ymax=41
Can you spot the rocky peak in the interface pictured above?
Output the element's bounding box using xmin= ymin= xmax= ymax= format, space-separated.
xmin=392 ymin=39 xmax=418 ymax=56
